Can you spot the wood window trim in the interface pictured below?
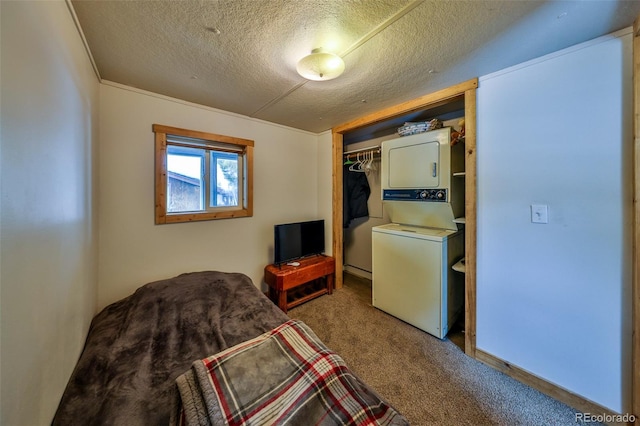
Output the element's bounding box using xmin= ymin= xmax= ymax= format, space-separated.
xmin=153 ymin=124 xmax=254 ymax=224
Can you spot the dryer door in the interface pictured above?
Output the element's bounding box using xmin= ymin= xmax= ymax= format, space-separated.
xmin=387 ymin=140 xmax=439 ymax=188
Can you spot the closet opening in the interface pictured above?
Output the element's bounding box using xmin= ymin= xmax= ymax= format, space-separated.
xmin=332 ymin=80 xmax=477 ymax=356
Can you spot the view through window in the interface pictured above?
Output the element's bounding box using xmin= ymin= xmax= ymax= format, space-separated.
xmin=166 ymin=146 xmax=240 ymax=213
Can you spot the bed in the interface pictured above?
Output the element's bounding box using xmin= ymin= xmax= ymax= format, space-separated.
xmin=53 ymin=271 xmax=408 ymax=425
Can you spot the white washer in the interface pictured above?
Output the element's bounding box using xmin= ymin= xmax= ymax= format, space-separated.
xmin=372 ymin=223 xmax=464 ymax=339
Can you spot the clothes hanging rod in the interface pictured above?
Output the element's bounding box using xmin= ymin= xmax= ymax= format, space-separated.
xmin=343 ymin=145 xmax=380 ymax=155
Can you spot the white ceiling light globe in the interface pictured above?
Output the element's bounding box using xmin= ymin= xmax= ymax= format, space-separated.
xmin=296 ymin=49 xmax=345 ymax=81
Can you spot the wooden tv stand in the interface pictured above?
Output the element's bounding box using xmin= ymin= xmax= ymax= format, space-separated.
xmin=264 ymin=255 xmax=335 ymax=313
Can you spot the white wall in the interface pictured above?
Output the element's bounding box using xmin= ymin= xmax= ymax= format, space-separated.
xmin=476 ymin=29 xmax=633 ymax=413
xmin=0 ymin=1 xmax=100 ymax=424
xmin=98 ymin=83 xmax=322 ymax=309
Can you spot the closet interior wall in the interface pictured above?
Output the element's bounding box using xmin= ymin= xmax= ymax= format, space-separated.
xmin=343 ymin=138 xmax=390 ymax=279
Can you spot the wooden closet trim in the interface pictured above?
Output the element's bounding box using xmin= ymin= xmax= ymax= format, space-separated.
xmin=331 ymin=78 xmax=478 ymax=358
xmin=633 ymin=13 xmax=639 ymax=420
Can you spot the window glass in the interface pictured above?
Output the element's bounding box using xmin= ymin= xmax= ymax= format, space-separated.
xmin=211 ymin=152 xmax=239 ymax=207
xmin=167 ymin=146 xmax=204 ymax=212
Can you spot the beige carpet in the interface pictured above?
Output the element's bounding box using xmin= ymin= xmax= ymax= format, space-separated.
xmin=288 ymin=274 xmax=598 ymax=426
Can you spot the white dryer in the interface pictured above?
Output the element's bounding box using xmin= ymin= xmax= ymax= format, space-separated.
xmin=380 ymin=127 xmax=465 ymax=230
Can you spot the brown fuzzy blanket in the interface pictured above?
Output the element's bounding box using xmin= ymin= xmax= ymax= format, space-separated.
xmin=53 ymin=271 xmax=289 ymax=425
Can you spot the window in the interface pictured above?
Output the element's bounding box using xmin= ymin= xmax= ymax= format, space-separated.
xmin=153 ymin=124 xmax=253 ymax=224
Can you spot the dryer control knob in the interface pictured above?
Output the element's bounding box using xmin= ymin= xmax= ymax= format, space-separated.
xmin=420 ymin=191 xmax=428 ymax=199
xmin=436 ymin=191 xmax=445 ymax=199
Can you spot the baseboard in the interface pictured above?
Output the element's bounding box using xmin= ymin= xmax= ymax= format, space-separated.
xmin=475 ymin=349 xmax=635 ymax=426
xmin=343 ymin=265 xmax=372 ymax=280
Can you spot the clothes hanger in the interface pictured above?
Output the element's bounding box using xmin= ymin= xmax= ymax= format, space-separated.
xmin=350 ymin=153 xmax=366 ymax=172
xmin=356 ymin=153 xmax=367 ymax=172
xmin=364 ymin=151 xmax=374 ymax=175
xmin=349 ymin=153 xmax=360 ymax=171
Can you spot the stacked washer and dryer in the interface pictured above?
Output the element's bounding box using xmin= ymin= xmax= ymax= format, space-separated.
xmin=372 ymin=127 xmax=465 ymax=339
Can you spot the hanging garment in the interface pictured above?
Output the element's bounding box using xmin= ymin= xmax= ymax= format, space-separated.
xmin=343 ymin=164 xmax=371 ymax=228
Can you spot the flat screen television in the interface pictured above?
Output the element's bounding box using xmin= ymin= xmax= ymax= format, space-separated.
xmin=274 ymin=219 xmax=325 ymax=265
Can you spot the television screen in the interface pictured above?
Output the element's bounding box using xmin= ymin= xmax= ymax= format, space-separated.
xmin=274 ymin=220 xmax=325 ymax=265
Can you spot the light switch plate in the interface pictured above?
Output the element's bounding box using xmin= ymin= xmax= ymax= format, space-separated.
xmin=531 ymin=204 xmax=548 ymax=224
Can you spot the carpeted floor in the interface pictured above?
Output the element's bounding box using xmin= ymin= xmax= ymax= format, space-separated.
xmin=288 ymin=273 xmax=600 ymax=426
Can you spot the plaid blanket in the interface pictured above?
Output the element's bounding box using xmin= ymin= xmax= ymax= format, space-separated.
xmin=171 ymin=319 xmax=409 ymax=426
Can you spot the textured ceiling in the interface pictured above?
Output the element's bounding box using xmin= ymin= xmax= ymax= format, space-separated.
xmin=70 ymin=0 xmax=640 ymax=134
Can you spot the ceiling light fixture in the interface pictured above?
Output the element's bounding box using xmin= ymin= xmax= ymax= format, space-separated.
xmin=296 ymin=48 xmax=345 ymax=81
